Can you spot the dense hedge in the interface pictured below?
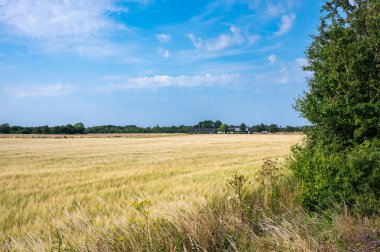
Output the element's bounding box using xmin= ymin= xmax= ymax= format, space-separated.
xmin=289 ymin=0 xmax=380 ymax=213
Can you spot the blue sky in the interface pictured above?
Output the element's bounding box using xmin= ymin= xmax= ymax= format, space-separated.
xmin=0 ymin=0 xmax=324 ymax=127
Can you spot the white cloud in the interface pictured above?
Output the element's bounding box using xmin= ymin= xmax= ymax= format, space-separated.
xmin=156 ymin=33 xmax=172 ymax=43
xmin=274 ymin=13 xmax=296 ymax=36
xmin=277 ymin=58 xmax=310 ymax=84
xmin=205 ymin=25 xmax=244 ymax=51
xmin=188 ymin=26 xmax=258 ymax=52
xmin=249 ymin=57 xmax=311 ymax=87
xmin=268 ymin=54 xmax=277 ymax=64
xmin=248 ymin=35 xmax=260 ymax=45
xmin=101 ymin=73 xmax=240 ymax=90
xmin=12 ymin=84 xmax=74 ymax=97
xmin=296 ymin=57 xmax=308 ymax=67
xmin=0 ymin=0 xmax=126 ymax=40
xmin=188 ymin=33 xmax=203 ymax=49
xmin=123 ymin=0 xmax=154 ymax=4
xmin=0 ymin=0 xmax=130 ymax=57
xmin=156 ymin=47 xmax=170 ymax=58
xmin=267 ymin=0 xmax=297 ymax=16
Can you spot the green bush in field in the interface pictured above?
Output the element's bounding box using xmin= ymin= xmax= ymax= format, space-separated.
xmin=290 ymin=140 xmax=380 ymax=213
xmin=289 ymin=0 xmax=380 ymax=213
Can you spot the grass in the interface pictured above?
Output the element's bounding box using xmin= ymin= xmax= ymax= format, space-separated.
xmin=0 ymin=134 xmax=299 ymax=246
xmin=1 ymin=134 xmax=379 ymax=251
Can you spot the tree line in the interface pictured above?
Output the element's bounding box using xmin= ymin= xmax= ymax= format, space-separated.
xmin=0 ymin=121 xmax=307 ymax=134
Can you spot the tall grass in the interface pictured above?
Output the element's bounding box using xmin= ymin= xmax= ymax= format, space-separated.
xmin=4 ymin=160 xmax=379 ymax=251
xmin=0 ymin=134 xmax=300 ymax=241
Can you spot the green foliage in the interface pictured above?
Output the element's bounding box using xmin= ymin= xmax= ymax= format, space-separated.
xmin=0 ymin=123 xmax=10 ymax=134
xmin=214 ymin=120 xmax=222 ymax=129
xmin=0 ymin=121 xmax=307 ymax=134
xmin=73 ymin=123 xmax=85 ymax=134
xmin=290 ymin=140 xmax=380 ymax=213
xmin=239 ymin=123 xmax=247 ymax=132
xmin=290 ymin=0 xmax=380 ymax=213
xmin=226 ymin=171 xmax=249 ymax=203
xmin=249 ymin=123 xmax=307 ymax=133
xmin=219 ymin=124 xmax=228 ymax=133
xmin=195 ymin=120 xmax=214 ymax=128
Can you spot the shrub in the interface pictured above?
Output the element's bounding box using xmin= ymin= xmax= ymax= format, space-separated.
xmin=289 ymin=139 xmax=380 ymax=214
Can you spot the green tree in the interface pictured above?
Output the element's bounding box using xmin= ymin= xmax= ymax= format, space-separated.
xmin=196 ymin=120 xmax=214 ymax=128
xmin=219 ymin=124 xmax=228 ymax=133
xmin=239 ymin=123 xmax=247 ymax=132
xmin=289 ymin=0 xmax=380 ymax=213
xmin=268 ymin=124 xmax=279 ymax=133
xmin=74 ymin=123 xmax=85 ymax=134
xmin=0 ymin=123 xmax=10 ymax=134
xmin=214 ymin=120 xmax=222 ymax=129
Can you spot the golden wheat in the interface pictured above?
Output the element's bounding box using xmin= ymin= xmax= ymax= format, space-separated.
xmin=0 ymin=134 xmax=301 ymax=246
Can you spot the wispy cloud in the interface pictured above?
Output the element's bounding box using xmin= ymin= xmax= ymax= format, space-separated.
xmin=0 ymin=0 xmax=131 ymax=57
xmin=275 ymin=58 xmax=310 ymax=84
xmin=100 ymin=73 xmax=240 ymax=90
xmin=0 ymin=0 xmax=126 ymax=40
xmin=274 ymin=13 xmax=296 ymax=36
xmin=188 ymin=34 xmax=203 ymax=49
xmin=268 ymin=54 xmax=277 ymax=64
xmin=156 ymin=47 xmax=170 ymax=58
xmin=205 ymin=25 xmax=244 ymax=51
xmin=156 ymin=33 xmax=172 ymax=43
xmin=188 ymin=25 xmax=258 ymax=52
xmin=11 ymin=84 xmax=74 ymax=97
xmin=296 ymin=57 xmax=308 ymax=67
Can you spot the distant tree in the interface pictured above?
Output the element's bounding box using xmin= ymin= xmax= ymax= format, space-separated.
xmin=197 ymin=120 xmax=214 ymax=128
xmin=152 ymin=124 xmax=161 ymax=133
xmin=214 ymin=120 xmax=222 ymax=129
xmin=0 ymin=123 xmax=10 ymax=134
xmin=74 ymin=123 xmax=85 ymax=134
xmin=219 ymin=124 xmax=228 ymax=133
xmin=41 ymin=126 xmax=50 ymax=134
xmin=65 ymin=124 xmax=75 ymax=134
xmin=268 ymin=124 xmax=279 ymax=133
xmin=258 ymin=123 xmax=267 ymax=132
xmin=10 ymin=126 xmax=23 ymax=134
xmin=239 ymin=123 xmax=247 ymax=132
xmin=249 ymin=125 xmax=259 ymax=133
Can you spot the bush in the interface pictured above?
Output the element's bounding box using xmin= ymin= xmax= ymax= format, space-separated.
xmin=289 ymin=139 xmax=380 ymax=214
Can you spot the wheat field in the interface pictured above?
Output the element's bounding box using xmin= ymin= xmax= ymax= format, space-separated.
xmin=0 ymin=134 xmax=301 ymax=247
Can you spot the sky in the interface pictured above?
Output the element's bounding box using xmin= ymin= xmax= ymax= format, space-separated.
xmin=0 ymin=0 xmax=324 ymax=127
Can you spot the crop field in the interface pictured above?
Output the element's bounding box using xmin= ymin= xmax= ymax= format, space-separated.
xmin=0 ymin=134 xmax=301 ymax=248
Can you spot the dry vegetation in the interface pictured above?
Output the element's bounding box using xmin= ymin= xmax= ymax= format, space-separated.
xmin=0 ymin=135 xmax=298 ymax=248
xmin=1 ymin=134 xmax=378 ymax=251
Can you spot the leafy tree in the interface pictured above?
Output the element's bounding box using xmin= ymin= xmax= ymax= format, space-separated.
xmin=196 ymin=120 xmax=214 ymax=128
xmin=74 ymin=123 xmax=85 ymax=134
xmin=0 ymin=123 xmax=10 ymax=134
xmin=239 ymin=123 xmax=247 ymax=132
xmin=219 ymin=124 xmax=228 ymax=133
xmin=289 ymin=0 xmax=380 ymax=213
xmin=268 ymin=124 xmax=279 ymax=133
xmin=214 ymin=120 xmax=222 ymax=129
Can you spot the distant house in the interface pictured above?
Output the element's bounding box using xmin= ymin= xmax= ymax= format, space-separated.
xmin=190 ymin=126 xmax=250 ymax=134
xmin=228 ymin=127 xmax=241 ymax=133
xmin=223 ymin=126 xmax=250 ymax=134
xmin=260 ymin=131 xmax=268 ymax=134
xmin=189 ymin=128 xmax=215 ymax=134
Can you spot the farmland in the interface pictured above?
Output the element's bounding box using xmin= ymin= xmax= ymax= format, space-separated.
xmin=0 ymin=134 xmax=300 ymax=248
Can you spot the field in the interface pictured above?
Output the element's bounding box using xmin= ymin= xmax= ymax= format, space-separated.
xmin=0 ymin=134 xmax=301 ymax=246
